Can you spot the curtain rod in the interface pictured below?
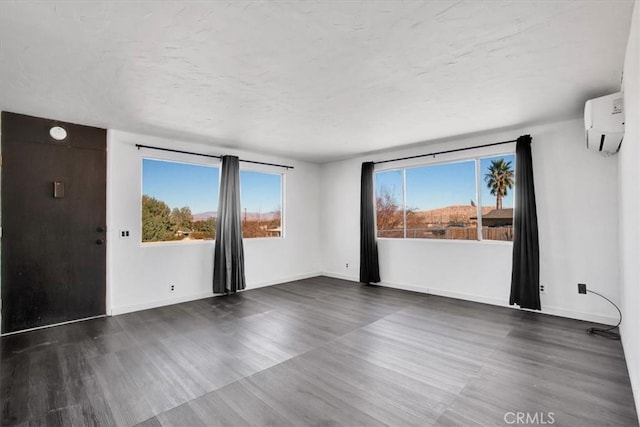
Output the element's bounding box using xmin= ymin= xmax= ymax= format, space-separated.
xmin=373 ymin=137 xmax=523 ymax=165
xmin=135 ymin=144 xmax=294 ymax=170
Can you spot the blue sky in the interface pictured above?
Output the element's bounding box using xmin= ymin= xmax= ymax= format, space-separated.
xmin=375 ymin=154 xmax=515 ymax=211
xmin=239 ymin=170 xmax=282 ymax=213
xmin=142 ymin=159 xmax=281 ymax=214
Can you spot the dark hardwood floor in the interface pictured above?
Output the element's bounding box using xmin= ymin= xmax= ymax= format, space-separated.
xmin=1 ymin=276 xmax=637 ymax=426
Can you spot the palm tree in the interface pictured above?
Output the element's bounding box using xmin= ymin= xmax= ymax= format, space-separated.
xmin=484 ymin=159 xmax=514 ymax=210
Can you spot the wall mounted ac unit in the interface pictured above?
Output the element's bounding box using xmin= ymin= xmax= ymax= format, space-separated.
xmin=584 ymin=92 xmax=625 ymax=156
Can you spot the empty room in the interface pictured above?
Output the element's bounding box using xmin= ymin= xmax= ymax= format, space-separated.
xmin=1 ymin=1 xmax=639 ymax=426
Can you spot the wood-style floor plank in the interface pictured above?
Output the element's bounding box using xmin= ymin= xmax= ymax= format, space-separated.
xmin=1 ymin=276 xmax=637 ymax=426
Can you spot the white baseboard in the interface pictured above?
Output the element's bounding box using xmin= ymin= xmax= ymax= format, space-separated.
xmin=320 ymin=271 xmax=359 ymax=282
xmin=320 ymin=271 xmax=619 ymax=326
xmin=111 ymin=271 xmax=618 ymax=326
xmin=109 ymin=272 xmax=322 ymax=316
xmin=245 ymin=271 xmax=323 ymax=290
xmin=110 ymin=291 xmax=215 ymax=315
xmin=1 ymin=315 xmax=107 ymax=337
xmin=533 ymin=303 xmax=618 ymax=326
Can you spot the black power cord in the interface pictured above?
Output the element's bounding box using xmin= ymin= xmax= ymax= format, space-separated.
xmin=586 ymin=290 xmax=621 ymax=340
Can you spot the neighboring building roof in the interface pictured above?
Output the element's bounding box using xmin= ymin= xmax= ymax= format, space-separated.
xmin=482 ymin=208 xmax=513 ymax=219
xmin=470 ymin=208 xmax=513 ymax=221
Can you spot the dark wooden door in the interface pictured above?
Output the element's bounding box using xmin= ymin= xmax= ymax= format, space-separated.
xmin=1 ymin=112 xmax=107 ymax=334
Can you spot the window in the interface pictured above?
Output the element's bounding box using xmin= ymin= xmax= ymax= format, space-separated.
xmin=240 ymin=170 xmax=283 ymax=238
xmin=142 ymin=158 xmax=219 ymax=243
xmin=405 ymin=160 xmax=477 ymax=239
xmin=375 ymin=153 xmax=515 ymax=241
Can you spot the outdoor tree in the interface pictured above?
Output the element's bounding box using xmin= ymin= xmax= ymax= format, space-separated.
xmin=268 ymin=208 xmax=282 ymax=230
xmin=142 ymin=195 xmax=174 ymax=241
xmin=170 ymin=206 xmax=193 ymax=232
xmin=242 ymin=207 xmax=281 ymax=238
xmin=191 ymin=217 xmax=216 ymax=239
xmin=484 ymin=159 xmax=514 ymax=210
xmin=192 ymin=217 xmax=216 ymax=233
xmin=376 ymin=185 xmax=404 ymax=236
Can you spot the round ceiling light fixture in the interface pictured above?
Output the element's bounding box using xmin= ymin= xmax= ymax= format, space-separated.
xmin=49 ymin=126 xmax=67 ymax=141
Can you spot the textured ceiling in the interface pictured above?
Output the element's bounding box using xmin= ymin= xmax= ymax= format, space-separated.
xmin=0 ymin=1 xmax=634 ymax=162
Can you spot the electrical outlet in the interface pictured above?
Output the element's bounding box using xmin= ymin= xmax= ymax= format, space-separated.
xmin=345 ymin=263 xmax=349 ymax=269
xmin=170 ymin=284 xmax=175 ymax=293
xmin=578 ymin=283 xmax=587 ymax=294
xmin=539 ymin=284 xmax=546 ymax=294
xmin=120 ymin=230 xmax=131 ymax=238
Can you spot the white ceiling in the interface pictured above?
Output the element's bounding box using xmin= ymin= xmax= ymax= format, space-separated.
xmin=0 ymin=1 xmax=634 ymax=162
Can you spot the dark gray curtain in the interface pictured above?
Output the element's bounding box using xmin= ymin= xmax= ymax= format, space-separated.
xmin=213 ymin=155 xmax=246 ymax=294
xmin=509 ymin=135 xmax=540 ymax=310
xmin=360 ymin=162 xmax=381 ymax=284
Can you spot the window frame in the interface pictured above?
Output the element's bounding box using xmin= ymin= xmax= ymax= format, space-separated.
xmin=140 ymin=155 xmax=221 ymax=246
xmin=374 ymin=150 xmax=515 ymax=244
xmin=238 ymin=165 xmax=286 ymax=240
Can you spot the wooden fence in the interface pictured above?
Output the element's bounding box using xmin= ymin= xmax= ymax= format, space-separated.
xmin=378 ymin=226 xmax=513 ymax=241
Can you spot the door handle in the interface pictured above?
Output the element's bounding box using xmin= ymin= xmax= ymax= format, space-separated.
xmin=96 ymin=239 xmax=104 ymax=245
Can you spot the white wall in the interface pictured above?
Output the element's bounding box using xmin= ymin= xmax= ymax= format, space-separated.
xmin=320 ymin=118 xmax=621 ymax=325
xmin=619 ymin=1 xmax=640 ymax=419
xmin=107 ymin=130 xmax=321 ymax=315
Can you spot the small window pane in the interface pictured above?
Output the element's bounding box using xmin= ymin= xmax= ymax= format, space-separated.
xmin=240 ymin=171 xmax=282 ymax=238
xmin=480 ymin=155 xmax=515 ymax=241
xmin=142 ymin=159 xmax=219 ymax=243
xmin=375 ymin=170 xmax=404 ymax=238
xmin=405 ymin=161 xmax=477 ymax=240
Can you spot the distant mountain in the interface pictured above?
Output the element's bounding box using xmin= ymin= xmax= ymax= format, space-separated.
xmin=241 ymin=211 xmax=280 ymax=221
xmin=192 ymin=210 xmax=280 ymax=221
xmin=192 ymin=211 xmax=217 ymax=221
